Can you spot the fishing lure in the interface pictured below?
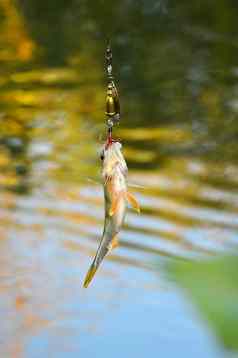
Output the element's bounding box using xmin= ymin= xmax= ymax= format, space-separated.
xmin=83 ymin=43 xmax=140 ymax=288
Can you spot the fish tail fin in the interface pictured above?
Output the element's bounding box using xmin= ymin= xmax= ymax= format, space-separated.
xmin=83 ymin=232 xmax=112 ymax=288
xmin=83 ymin=262 xmax=98 ymax=288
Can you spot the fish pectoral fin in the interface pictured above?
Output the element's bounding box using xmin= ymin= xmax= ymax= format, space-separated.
xmin=109 ymin=193 xmax=123 ymax=216
xmin=128 ymin=182 xmax=146 ymax=189
xmin=126 ymin=192 xmax=140 ymax=213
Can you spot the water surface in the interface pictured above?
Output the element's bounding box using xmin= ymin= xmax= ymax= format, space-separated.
xmin=0 ymin=1 xmax=238 ymax=357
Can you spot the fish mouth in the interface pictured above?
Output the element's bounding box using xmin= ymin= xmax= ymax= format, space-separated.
xmin=105 ymin=137 xmax=120 ymax=149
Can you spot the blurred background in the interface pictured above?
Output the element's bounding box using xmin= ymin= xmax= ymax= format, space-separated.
xmin=0 ymin=0 xmax=238 ymax=357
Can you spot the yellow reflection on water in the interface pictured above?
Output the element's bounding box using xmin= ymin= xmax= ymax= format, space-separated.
xmin=0 ymin=0 xmax=35 ymax=62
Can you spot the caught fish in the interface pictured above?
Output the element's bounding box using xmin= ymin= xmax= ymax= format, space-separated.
xmin=83 ymin=140 xmax=140 ymax=288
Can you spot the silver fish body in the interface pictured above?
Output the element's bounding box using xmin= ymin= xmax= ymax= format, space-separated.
xmin=96 ymin=162 xmax=127 ymax=260
xmin=83 ymin=141 xmax=139 ymax=288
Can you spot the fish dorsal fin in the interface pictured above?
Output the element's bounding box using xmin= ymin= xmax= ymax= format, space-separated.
xmin=126 ymin=192 xmax=140 ymax=213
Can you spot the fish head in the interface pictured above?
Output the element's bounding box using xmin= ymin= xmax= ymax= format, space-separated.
xmin=100 ymin=141 xmax=127 ymax=179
